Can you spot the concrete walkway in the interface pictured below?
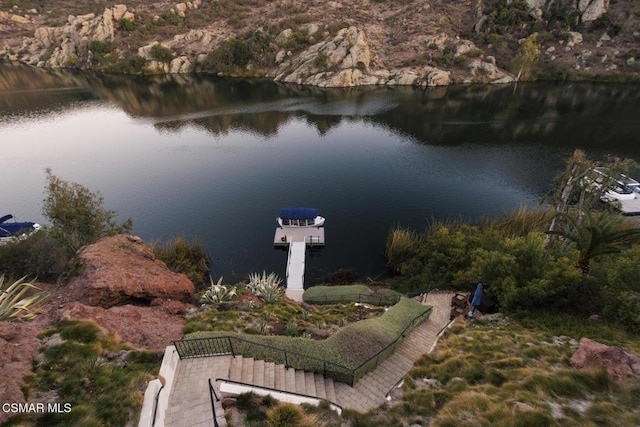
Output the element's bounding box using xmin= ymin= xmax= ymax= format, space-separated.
xmin=333 ymin=291 xmax=453 ymax=412
xmin=163 ymin=291 xmax=453 ymax=425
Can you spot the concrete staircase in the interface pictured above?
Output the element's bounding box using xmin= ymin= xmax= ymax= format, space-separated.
xmin=225 ymin=356 xmax=339 ymax=404
xmin=162 ymin=292 xmax=454 ymax=426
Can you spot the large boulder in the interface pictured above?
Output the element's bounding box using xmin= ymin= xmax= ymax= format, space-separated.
xmin=65 ymin=234 xmax=195 ymax=309
xmin=56 ymin=301 xmax=187 ymax=350
xmin=579 ymin=0 xmax=610 ymax=22
xmin=570 ymin=337 xmax=640 ymax=380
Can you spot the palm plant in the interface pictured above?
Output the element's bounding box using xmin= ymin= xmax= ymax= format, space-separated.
xmin=200 ymin=276 xmax=237 ymax=305
xmin=547 ymin=209 xmax=640 ymax=275
xmin=0 ymin=276 xmax=48 ymax=321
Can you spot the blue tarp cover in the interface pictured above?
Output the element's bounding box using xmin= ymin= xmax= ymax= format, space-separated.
xmin=279 ymin=207 xmax=318 ymax=220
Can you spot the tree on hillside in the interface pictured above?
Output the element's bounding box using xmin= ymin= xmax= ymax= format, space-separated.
xmin=547 ymin=208 xmax=640 ymax=275
xmin=513 ymin=32 xmax=540 ymax=80
xmin=42 ymin=169 xmax=133 ymax=257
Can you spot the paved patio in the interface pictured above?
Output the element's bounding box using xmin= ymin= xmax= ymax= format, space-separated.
xmin=163 ymin=291 xmax=453 ymax=426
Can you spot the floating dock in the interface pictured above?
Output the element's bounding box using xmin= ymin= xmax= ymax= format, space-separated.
xmin=274 ymin=227 xmax=325 ymax=301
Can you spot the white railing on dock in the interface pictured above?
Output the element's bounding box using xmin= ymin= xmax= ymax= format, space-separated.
xmin=305 ymin=235 xmax=322 ymax=246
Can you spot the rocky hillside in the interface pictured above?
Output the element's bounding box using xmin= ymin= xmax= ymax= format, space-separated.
xmin=1 ymin=0 xmax=639 ymax=86
xmin=0 ymin=235 xmax=195 ymax=423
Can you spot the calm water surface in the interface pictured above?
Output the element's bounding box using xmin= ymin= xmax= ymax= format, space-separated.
xmin=2 ymin=65 xmax=639 ymax=283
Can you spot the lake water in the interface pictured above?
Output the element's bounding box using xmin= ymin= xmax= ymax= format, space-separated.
xmin=2 ymin=65 xmax=640 ymax=284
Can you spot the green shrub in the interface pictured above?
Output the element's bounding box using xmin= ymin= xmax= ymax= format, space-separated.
xmin=0 ymin=229 xmax=66 ymax=281
xmin=118 ymin=18 xmax=135 ymax=31
xmin=313 ymin=52 xmax=329 ymax=70
xmin=151 ymin=236 xmax=209 ymax=285
xmin=160 ymin=10 xmax=182 ymax=26
xmin=149 ymin=44 xmax=175 ymax=62
xmin=88 ymin=40 xmax=111 ymax=65
xmin=43 ymin=169 xmax=133 ymax=258
xmin=204 ymin=31 xmax=274 ymax=74
xmin=593 ymin=13 xmax=623 ymax=37
xmin=21 ymin=320 xmax=158 ymax=426
xmin=482 ymin=0 xmax=531 ymax=34
xmin=89 ymin=40 xmax=111 ymax=56
xmin=386 ymin=226 xmax=419 ymax=274
xmin=267 ymin=403 xmax=318 ymax=427
xmin=283 ymin=29 xmax=311 ymax=51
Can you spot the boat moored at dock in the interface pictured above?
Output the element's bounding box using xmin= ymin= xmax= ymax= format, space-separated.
xmin=0 ymin=214 xmax=41 ymax=244
xmin=591 ymin=167 xmax=640 ymax=215
xmin=277 ymin=207 xmax=325 ymax=228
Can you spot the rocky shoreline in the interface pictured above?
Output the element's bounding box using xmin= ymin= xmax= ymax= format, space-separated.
xmin=2 ymin=0 xmax=638 ymax=88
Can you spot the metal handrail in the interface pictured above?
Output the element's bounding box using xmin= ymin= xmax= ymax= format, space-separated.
xmin=214 ymin=377 xmax=343 ymax=411
xmin=173 ymin=305 xmax=432 ymax=386
xmin=208 ymin=379 xmax=220 ymax=427
xmin=151 ymin=384 xmax=163 ymax=427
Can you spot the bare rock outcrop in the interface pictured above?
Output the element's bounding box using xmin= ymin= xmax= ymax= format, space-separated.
xmin=56 ymin=301 xmax=187 ymax=350
xmin=65 ymin=234 xmax=195 ymax=309
xmin=16 ymin=4 xmax=134 ymax=68
xmin=570 ymin=337 xmax=640 ymax=380
xmin=273 ymin=26 xmax=377 ymax=87
xmin=579 ymin=0 xmax=610 ymax=22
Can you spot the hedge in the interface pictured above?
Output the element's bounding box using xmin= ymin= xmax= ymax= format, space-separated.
xmin=182 ymin=297 xmax=432 ymax=384
xmin=303 ymin=284 xmax=403 ymax=306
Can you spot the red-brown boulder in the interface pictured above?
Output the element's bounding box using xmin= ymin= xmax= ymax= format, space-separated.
xmin=0 ymin=318 xmax=49 ymax=424
xmin=56 ymin=301 xmax=186 ymax=350
xmin=65 ymin=234 xmax=195 ymax=308
xmin=570 ymin=337 xmax=640 ymax=380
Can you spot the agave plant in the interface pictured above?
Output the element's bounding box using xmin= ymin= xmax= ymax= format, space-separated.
xmin=200 ymin=276 xmax=237 ymax=305
xmin=0 ymin=276 xmax=48 ymax=321
xmin=247 ymin=271 xmax=283 ymax=304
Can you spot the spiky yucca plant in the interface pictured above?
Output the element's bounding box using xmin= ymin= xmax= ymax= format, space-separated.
xmin=247 ymin=271 xmax=283 ymax=303
xmin=0 ymin=276 xmax=48 ymax=321
xmin=200 ymin=276 xmax=237 ymax=305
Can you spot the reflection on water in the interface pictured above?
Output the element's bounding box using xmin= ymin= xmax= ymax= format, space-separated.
xmin=1 ymin=64 xmax=639 ymax=282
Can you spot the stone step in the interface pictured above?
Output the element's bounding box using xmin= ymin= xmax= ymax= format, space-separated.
xmin=285 ymin=367 xmax=296 ymax=393
xmin=241 ymin=357 xmax=254 ymax=384
xmin=275 ymin=363 xmax=286 ymax=390
xmin=304 ymin=371 xmax=316 ymax=396
xmin=314 ymin=374 xmax=326 ymax=400
xmin=324 ymin=377 xmax=337 ymax=403
xmin=264 ymin=362 xmax=276 ymax=389
xmin=253 ymin=359 xmax=265 ymax=387
xmin=294 ymin=369 xmax=306 ymax=395
xmin=229 ymin=355 xmax=243 ymax=382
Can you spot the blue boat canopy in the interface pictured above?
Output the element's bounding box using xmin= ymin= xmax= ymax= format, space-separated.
xmin=279 ymin=207 xmax=318 ymax=220
xmin=0 ymin=221 xmax=37 ymax=237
